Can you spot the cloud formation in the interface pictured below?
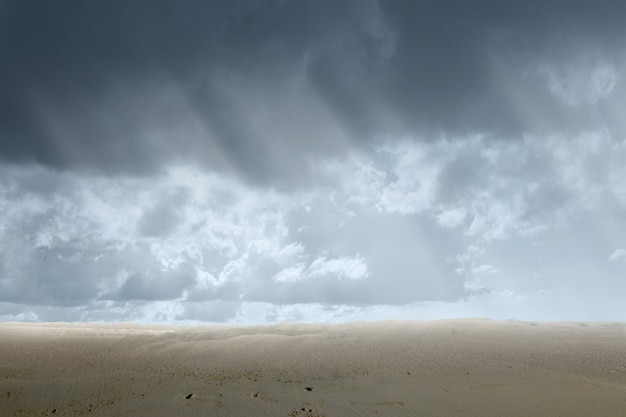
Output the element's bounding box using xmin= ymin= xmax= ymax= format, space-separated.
xmin=1 ymin=130 xmax=625 ymax=322
xmin=3 ymin=1 xmax=626 ymax=186
xmin=1 ymin=1 xmax=626 ymax=323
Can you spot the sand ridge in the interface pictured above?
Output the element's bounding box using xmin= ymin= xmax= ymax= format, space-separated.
xmin=1 ymin=319 xmax=626 ymax=416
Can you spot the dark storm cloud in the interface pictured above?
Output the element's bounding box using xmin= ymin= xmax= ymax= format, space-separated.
xmin=3 ymin=0 xmax=626 ymax=185
xmin=374 ymin=0 xmax=626 ymax=133
xmin=0 ymin=0 xmax=387 ymax=185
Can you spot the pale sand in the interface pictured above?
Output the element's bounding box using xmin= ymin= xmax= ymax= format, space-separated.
xmin=1 ymin=320 xmax=626 ymax=416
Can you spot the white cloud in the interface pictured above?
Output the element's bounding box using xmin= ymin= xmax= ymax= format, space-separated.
xmin=308 ymin=255 xmax=369 ymax=280
xmin=436 ymin=208 xmax=467 ymax=228
xmin=272 ymin=264 xmax=306 ymax=283
xmin=609 ymin=249 xmax=626 ymax=262
xmin=376 ymin=142 xmax=441 ymax=214
xmin=273 ymin=254 xmax=369 ymax=283
xmin=472 ymin=264 xmax=498 ymax=274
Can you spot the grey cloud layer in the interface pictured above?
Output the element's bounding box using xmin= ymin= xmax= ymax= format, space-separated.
xmin=2 ymin=132 xmax=625 ymax=322
xmin=3 ymin=0 xmax=626 ymax=185
xmin=2 ymin=1 xmax=626 ymax=323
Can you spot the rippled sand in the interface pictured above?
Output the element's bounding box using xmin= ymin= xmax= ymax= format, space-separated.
xmin=1 ymin=320 xmax=626 ymax=416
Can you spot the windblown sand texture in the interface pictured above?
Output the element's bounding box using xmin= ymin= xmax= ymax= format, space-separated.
xmin=1 ymin=320 xmax=626 ymax=416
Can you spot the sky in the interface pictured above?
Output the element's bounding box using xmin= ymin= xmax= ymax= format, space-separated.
xmin=1 ymin=0 xmax=626 ymax=324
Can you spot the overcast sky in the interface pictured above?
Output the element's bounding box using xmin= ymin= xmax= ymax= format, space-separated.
xmin=1 ymin=0 xmax=626 ymax=323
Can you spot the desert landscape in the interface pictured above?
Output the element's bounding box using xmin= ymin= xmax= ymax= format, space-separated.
xmin=1 ymin=319 xmax=626 ymax=416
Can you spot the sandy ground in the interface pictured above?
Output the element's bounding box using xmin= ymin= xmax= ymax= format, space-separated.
xmin=1 ymin=319 xmax=625 ymax=416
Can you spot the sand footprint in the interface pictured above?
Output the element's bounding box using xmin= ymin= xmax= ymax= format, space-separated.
xmin=289 ymin=403 xmax=326 ymax=417
xmin=247 ymin=390 xmax=278 ymax=403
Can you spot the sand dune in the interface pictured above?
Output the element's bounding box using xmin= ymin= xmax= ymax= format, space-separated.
xmin=1 ymin=319 xmax=626 ymax=416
